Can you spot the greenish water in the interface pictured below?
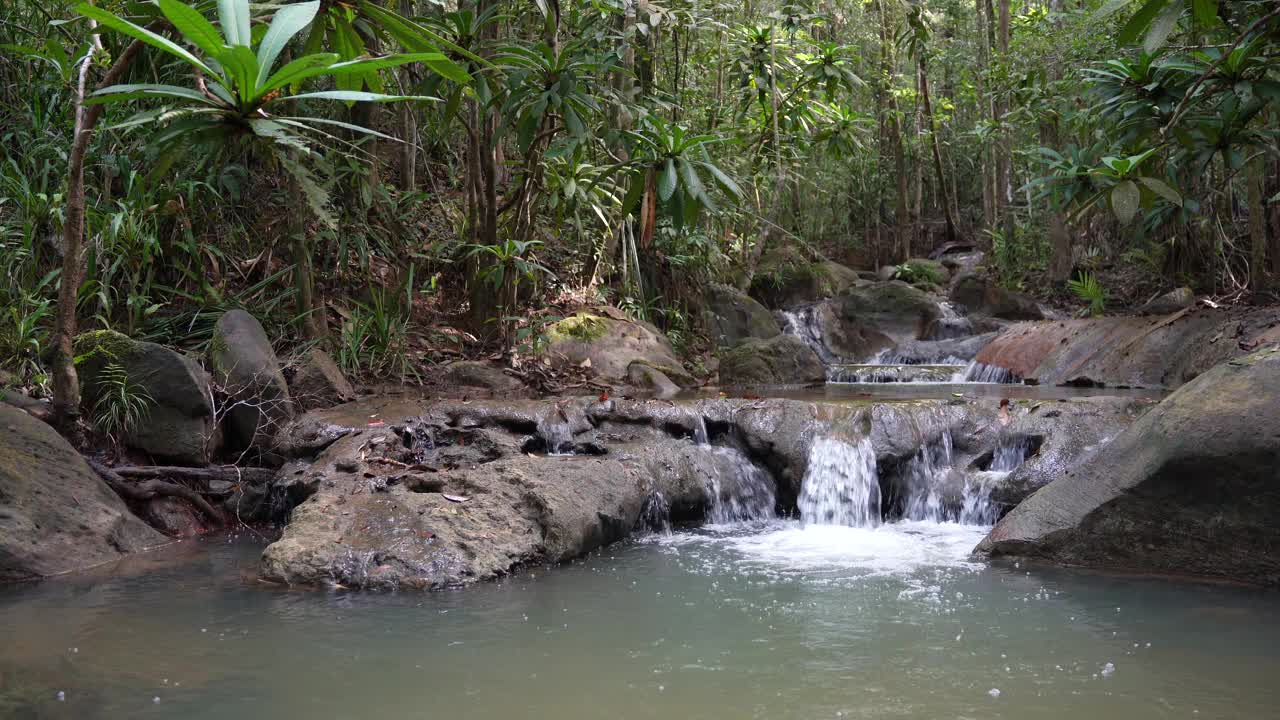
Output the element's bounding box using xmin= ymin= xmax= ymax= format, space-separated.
xmin=1 ymin=524 xmax=1277 ymax=719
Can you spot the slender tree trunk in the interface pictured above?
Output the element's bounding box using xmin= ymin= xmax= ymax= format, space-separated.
xmin=913 ymin=64 xmax=926 ymax=253
xmin=1269 ymin=152 xmax=1280 ymax=276
xmin=918 ymin=52 xmax=961 ymax=245
xmin=996 ymin=0 xmax=1015 ymax=244
xmin=290 ymin=173 xmax=323 ymax=339
xmin=52 ymin=33 xmax=146 ymax=428
xmin=1248 ymin=151 xmax=1266 ymax=298
xmin=878 ymin=1 xmax=909 ymax=262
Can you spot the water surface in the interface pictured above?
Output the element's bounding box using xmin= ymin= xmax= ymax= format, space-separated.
xmin=2 ymin=525 xmax=1276 ymax=719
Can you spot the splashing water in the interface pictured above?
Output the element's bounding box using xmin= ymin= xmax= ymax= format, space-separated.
xmin=901 ymin=432 xmax=956 ymax=523
xmin=963 ymin=361 xmax=1020 ymax=384
xmin=990 ymin=435 xmax=1033 ymax=472
xmin=704 ymin=447 xmax=776 ymax=524
xmin=798 ymin=436 xmax=880 ymax=528
xmin=780 ymin=305 xmax=837 ymax=363
xmin=638 ymin=490 xmax=672 ymax=535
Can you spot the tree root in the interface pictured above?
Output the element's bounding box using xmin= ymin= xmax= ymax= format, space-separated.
xmin=110 ymin=465 xmax=276 ymax=486
xmin=88 ymin=459 xmax=225 ymax=523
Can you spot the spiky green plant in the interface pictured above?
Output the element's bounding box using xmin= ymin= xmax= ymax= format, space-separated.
xmin=89 ymin=362 xmax=153 ymax=443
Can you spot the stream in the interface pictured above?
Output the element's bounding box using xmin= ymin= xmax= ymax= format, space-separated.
xmin=2 ymin=519 xmax=1278 ymax=719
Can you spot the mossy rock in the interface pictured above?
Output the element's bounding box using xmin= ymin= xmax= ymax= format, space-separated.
xmin=74 ymin=329 xmax=218 ymax=463
xmin=718 ymin=335 xmax=824 ymax=386
xmin=839 ymin=281 xmax=941 ymax=341
xmin=545 ymin=314 xmax=695 ymax=387
xmin=702 ymin=283 xmax=781 ymax=349
xmin=749 ymin=247 xmax=859 ymax=309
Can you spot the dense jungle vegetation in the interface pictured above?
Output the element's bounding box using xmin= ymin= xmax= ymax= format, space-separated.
xmin=1 ymin=0 xmax=1277 ymax=423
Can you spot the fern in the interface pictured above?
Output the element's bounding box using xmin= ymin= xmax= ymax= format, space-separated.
xmin=1068 ymin=271 xmax=1106 ymax=317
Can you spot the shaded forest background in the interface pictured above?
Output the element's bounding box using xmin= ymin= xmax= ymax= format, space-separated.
xmin=1 ymin=0 xmax=1277 ymax=403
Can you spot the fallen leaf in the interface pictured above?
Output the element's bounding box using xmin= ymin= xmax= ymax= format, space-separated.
xmin=443 ymin=494 xmax=469 ymax=503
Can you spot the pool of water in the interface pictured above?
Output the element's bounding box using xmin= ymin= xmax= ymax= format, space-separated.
xmin=2 ymin=524 xmax=1277 ymax=719
xmin=706 ymin=383 xmax=1167 ymax=403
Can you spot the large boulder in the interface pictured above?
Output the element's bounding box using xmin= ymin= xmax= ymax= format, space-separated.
xmin=259 ymin=405 xmax=731 ymax=590
xmin=749 ymin=247 xmax=860 ymax=308
xmin=972 ymin=307 xmax=1280 ymax=388
xmin=950 ymin=273 xmax=1044 ymax=321
xmin=74 ymin=330 xmax=217 ymax=464
xmin=288 ymin=349 xmax=355 ymax=411
xmin=544 ymin=313 xmax=694 ymax=387
xmin=1138 ymin=286 xmax=1195 ymax=316
xmin=976 ymin=347 xmax=1280 ymax=585
xmin=718 ymin=335 xmax=825 ymax=385
xmin=439 ymin=360 xmax=530 ymax=397
xmin=839 ymin=281 xmax=942 ymax=341
xmin=209 ymin=310 xmax=295 ymax=449
xmin=0 ymin=405 xmax=165 ymax=581
xmin=703 ymin=284 xmax=781 ymax=348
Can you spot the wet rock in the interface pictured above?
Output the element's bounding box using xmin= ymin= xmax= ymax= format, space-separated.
xmin=805 ymin=300 xmax=893 ymax=361
xmin=288 ymin=349 xmax=355 ymax=410
xmin=976 ymin=347 xmax=1280 ymax=585
xmin=440 ymin=361 xmax=529 ymax=396
xmin=139 ymin=497 xmax=205 ymax=538
xmin=627 ymin=362 xmax=681 ymax=398
xmin=883 ymin=332 xmax=1000 ymax=364
xmin=718 ymin=335 xmax=825 ymax=385
xmin=702 ymin=284 xmax=781 ymax=349
xmin=0 ymin=405 xmax=165 ymax=581
xmin=74 ymin=330 xmax=218 ymax=464
xmin=839 ymin=281 xmax=942 ymax=340
xmin=545 ymin=313 xmax=694 ymax=387
xmin=1138 ymin=287 xmax=1195 ymax=316
xmin=973 ymin=307 xmax=1280 ymax=388
xmin=950 ymin=274 xmax=1044 ymax=321
xmin=209 ymin=310 xmax=295 ymax=450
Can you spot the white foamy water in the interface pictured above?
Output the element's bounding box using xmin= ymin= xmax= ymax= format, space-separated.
xmin=686 ymin=520 xmax=990 ymax=577
xmin=797 ymin=436 xmax=880 ymax=528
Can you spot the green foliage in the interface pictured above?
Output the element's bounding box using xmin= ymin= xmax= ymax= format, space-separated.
xmin=336 ymin=289 xmax=415 ymax=381
xmin=893 ymin=260 xmax=944 ymax=286
xmin=1068 ymin=271 xmax=1108 ymax=317
xmin=88 ymin=362 xmax=153 ymax=442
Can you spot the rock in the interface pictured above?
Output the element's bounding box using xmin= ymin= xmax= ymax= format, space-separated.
xmin=288 ymin=349 xmax=355 ymax=411
xmin=702 ymin=284 xmax=781 ymax=348
xmin=260 ymin=410 xmax=720 ymax=590
xmin=876 ymin=265 xmax=898 ymax=282
xmin=839 ymin=281 xmax=942 ymax=340
xmin=0 ymin=405 xmax=165 ymax=581
xmin=545 ymin=313 xmax=694 ymax=387
xmin=74 ymin=330 xmax=218 ymax=464
xmin=804 ymin=300 xmax=893 ymax=361
xmin=627 ymin=362 xmax=681 ymax=398
xmin=950 ymin=274 xmax=1044 ymax=320
xmin=972 ymin=307 xmax=1280 ymax=388
xmin=1138 ymin=287 xmax=1195 ymax=316
xmin=440 ymin=361 xmax=529 ymax=396
xmin=138 ymin=497 xmax=206 ymax=538
xmin=881 ymin=332 xmax=999 ymax=364
xmin=718 ymin=335 xmax=825 ymax=385
xmin=749 ymin=247 xmax=859 ymax=308
xmin=209 ymin=310 xmax=295 ymax=449
xmin=976 ymin=347 xmax=1280 ymax=585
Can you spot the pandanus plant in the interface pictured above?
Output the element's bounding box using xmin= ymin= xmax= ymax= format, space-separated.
xmin=75 ymin=0 xmax=469 ymax=337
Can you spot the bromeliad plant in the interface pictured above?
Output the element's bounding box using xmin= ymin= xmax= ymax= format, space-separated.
xmin=77 ymin=0 xmax=469 ymax=211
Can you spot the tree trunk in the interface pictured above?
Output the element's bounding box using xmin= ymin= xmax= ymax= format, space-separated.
xmin=52 ymin=34 xmax=146 ymax=428
xmin=1248 ymin=151 xmax=1266 ymax=298
xmin=290 ymin=173 xmax=323 ymax=339
xmin=878 ymin=0 xmax=909 ymax=262
xmin=996 ymin=0 xmax=1014 ymax=245
xmin=918 ymin=52 xmax=961 ymax=245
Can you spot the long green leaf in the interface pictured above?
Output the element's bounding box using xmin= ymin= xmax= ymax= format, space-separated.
xmin=280 ymin=90 xmax=436 ymax=103
xmin=258 ymin=53 xmax=340 ymax=95
xmin=157 ymin=0 xmax=224 ymax=59
xmin=86 ymin=83 xmax=222 ymax=106
xmin=1117 ymin=0 xmax=1169 ymax=46
xmin=218 ymin=44 xmax=259 ymax=102
xmin=74 ymin=3 xmax=217 ymax=77
xmin=256 ymin=0 xmax=321 ymax=89
xmin=359 ymin=2 xmax=487 ymax=69
xmin=658 ymin=158 xmax=677 ymax=201
xmin=1144 ymin=0 xmax=1184 ymax=54
xmin=278 ymin=116 xmax=403 ymax=142
xmin=1138 ymin=176 xmax=1183 ymax=206
xmin=699 ymin=161 xmax=743 ymax=201
xmin=217 ymin=0 xmax=251 ymax=47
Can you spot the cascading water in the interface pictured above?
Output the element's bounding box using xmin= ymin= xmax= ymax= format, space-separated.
xmin=963 ymin=361 xmax=1019 ymax=384
xmin=925 ymin=301 xmax=974 ymax=340
xmin=780 ymin=305 xmax=837 ymax=363
xmin=704 ymin=447 xmax=777 ymax=524
xmin=897 ymin=431 xmax=1000 ymax=525
xmin=797 ymin=436 xmax=880 ymax=527
xmin=535 ymin=415 xmax=575 ymax=455
xmin=639 ymin=490 xmax=672 ymax=534
xmin=989 ymin=435 xmax=1033 ymax=471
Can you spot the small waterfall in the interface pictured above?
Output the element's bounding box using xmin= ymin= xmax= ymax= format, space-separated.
xmin=963 ymin=362 xmax=1020 ymax=384
xmin=639 ymin=490 xmax=672 ymax=534
xmin=990 ymin=436 xmax=1033 ymax=471
xmin=780 ymin=305 xmax=836 ymax=363
xmin=926 ymin=301 xmax=974 ymax=340
xmin=828 ymin=364 xmax=970 ymax=384
xmin=899 ymin=432 xmax=997 ymax=525
xmin=798 ymin=437 xmax=880 ymax=528
xmin=901 ymin=432 xmax=955 ymax=523
xmin=535 ymin=415 xmax=575 ymax=455
xmin=704 ymin=447 xmax=776 ymax=524
xmin=692 ymin=415 xmax=709 ymax=446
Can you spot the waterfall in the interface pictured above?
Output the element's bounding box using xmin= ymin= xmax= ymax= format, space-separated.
xmin=990 ymin=436 xmax=1033 ymax=471
xmin=798 ymin=436 xmax=881 ymax=528
xmin=963 ymin=362 xmax=1019 ymax=384
xmin=901 ymin=432 xmax=955 ymax=523
xmin=780 ymin=305 xmax=836 ymax=363
xmin=704 ymin=447 xmax=777 ymax=524
xmin=639 ymin=490 xmax=672 ymax=534
xmin=899 ymin=432 xmax=997 ymax=525
xmin=828 ymin=364 xmax=971 ymax=383
xmin=692 ymin=415 xmax=709 ymax=446
xmin=926 ymin=301 xmax=975 ymax=340
xmin=535 ymin=414 xmax=575 ymax=455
